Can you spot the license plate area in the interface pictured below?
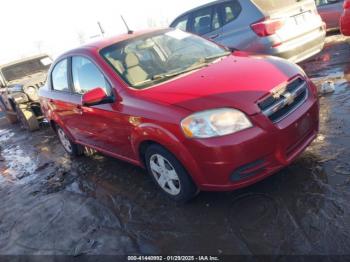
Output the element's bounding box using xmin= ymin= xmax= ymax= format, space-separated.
xmin=293 ymin=11 xmax=311 ymax=25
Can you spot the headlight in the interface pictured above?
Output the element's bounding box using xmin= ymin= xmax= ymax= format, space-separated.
xmin=181 ymin=108 xmax=253 ymax=138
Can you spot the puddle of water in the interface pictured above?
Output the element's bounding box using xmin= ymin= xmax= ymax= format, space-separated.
xmin=1 ymin=146 xmax=38 ymax=184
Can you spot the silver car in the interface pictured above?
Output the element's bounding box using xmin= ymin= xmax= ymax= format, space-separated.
xmin=170 ymin=0 xmax=326 ymax=63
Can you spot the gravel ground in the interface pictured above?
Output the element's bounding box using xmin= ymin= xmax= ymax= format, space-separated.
xmin=0 ymin=35 xmax=349 ymax=256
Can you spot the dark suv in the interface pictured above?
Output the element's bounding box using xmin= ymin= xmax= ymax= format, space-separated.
xmin=0 ymin=55 xmax=52 ymax=131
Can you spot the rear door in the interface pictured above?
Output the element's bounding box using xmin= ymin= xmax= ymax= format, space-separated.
xmin=252 ymin=0 xmax=323 ymax=42
xmin=49 ymin=58 xmax=81 ymax=139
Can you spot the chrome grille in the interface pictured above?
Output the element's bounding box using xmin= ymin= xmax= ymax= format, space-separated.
xmin=258 ymin=78 xmax=308 ymax=123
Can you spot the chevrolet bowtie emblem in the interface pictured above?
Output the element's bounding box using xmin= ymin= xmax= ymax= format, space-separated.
xmin=283 ymin=92 xmax=295 ymax=105
xmin=271 ymin=86 xmax=287 ymax=99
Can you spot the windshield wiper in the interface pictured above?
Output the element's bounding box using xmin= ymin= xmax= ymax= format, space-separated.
xmin=203 ymin=51 xmax=231 ymax=62
xmin=150 ymin=52 xmax=231 ymax=82
xmin=152 ymin=62 xmax=209 ymax=81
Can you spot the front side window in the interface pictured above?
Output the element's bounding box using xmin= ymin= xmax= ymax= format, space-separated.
xmin=101 ymin=29 xmax=230 ymax=89
xmin=72 ymin=56 xmax=110 ymax=95
xmin=51 ymin=59 xmax=69 ymax=92
xmin=221 ymin=1 xmax=241 ymax=24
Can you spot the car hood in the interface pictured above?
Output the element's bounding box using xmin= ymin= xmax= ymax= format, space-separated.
xmin=134 ymin=54 xmax=303 ymax=115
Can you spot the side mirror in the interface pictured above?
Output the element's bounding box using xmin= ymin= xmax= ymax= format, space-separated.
xmin=82 ymin=87 xmax=111 ymax=106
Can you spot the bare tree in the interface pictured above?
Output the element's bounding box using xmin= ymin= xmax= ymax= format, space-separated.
xmin=77 ymin=31 xmax=86 ymax=45
xmin=34 ymin=41 xmax=43 ymax=53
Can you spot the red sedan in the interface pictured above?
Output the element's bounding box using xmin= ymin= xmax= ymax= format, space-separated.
xmin=341 ymin=0 xmax=350 ymax=35
xmin=39 ymin=29 xmax=319 ymax=202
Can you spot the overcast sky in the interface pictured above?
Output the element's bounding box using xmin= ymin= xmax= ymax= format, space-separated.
xmin=0 ymin=0 xmax=211 ymax=64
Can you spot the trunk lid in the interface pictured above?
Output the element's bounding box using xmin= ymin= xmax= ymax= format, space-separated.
xmin=252 ymin=0 xmax=322 ymax=41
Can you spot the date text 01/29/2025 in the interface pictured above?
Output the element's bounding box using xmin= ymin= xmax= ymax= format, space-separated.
xmin=127 ymin=255 xmax=220 ymax=261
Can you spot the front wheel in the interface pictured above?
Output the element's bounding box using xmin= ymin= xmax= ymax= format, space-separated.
xmin=145 ymin=144 xmax=198 ymax=203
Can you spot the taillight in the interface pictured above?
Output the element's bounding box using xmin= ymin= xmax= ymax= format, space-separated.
xmin=344 ymin=0 xmax=350 ymax=9
xmin=251 ymin=18 xmax=284 ymax=37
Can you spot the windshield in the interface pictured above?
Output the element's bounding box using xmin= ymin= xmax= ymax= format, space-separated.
xmin=100 ymin=29 xmax=230 ymax=89
xmin=1 ymin=56 xmax=52 ymax=82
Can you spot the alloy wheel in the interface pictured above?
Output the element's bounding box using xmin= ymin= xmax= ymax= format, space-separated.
xmin=149 ymin=154 xmax=181 ymax=196
xmin=57 ymin=128 xmax=73 ymax=154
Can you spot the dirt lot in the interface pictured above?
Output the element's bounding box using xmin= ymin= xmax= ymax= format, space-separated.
xmin=0 ymin=35 xmax=350 ymax=256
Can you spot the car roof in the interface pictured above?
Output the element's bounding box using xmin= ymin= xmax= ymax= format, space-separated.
xmin=171 ymin=0 xmax=232 ymax=23
xmin=60 ymin=28 xmax=166 ymax=57
xmin=0 ymin=54 xmax=50 ymax=69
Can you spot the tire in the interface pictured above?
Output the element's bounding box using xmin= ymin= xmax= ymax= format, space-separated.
xmin=145 ymin=144 xmax=198 ymax=203
xmin=16 ymin=105 xmax=39 ymax=131
xmin=56 ymin=125 xmax=83 ymax=157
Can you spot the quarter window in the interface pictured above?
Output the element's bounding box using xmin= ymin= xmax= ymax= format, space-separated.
xmin=221 ymin=1 xmax=241 ymax=25
xmin=51 ymin=59 xmax=69 ymax=92
xmin=72 ymin=56 xmax=110 ymax=95
xmin=315 ymin=0 xmax=338 ymax=6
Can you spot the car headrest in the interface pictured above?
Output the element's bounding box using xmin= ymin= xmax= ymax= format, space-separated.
xmin=125 ymin=53 xmax=140 ymax=68
xmin=199 ymin=16 xmax=211 ymax=28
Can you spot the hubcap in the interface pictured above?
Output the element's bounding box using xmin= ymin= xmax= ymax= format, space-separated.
xmin=57 ymin=128 xmax=72 ymax=153
xmin=149 ymin=154 xmax=181 ymax=196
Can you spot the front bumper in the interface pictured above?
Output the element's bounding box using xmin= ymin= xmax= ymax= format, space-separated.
xmin=182 ymin=87 xmax=319 ymax=191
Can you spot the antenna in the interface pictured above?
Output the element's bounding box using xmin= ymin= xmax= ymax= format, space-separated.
xmin=97 ymin=21 xmax=105 ymax=37
xmin=120 ymin=15 xmax=133 ymax=34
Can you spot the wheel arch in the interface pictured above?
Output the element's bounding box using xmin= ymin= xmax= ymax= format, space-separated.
xmin=132 ymin=124 xmax=203 ymax=187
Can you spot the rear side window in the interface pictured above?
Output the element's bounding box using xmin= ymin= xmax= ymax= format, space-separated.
xmin=221 ymin=1 xmax=242 ymax=24
xmin=252 ymin=0 xmax=310 ymax=11
xmin=51 ymin=59 xmax=69 ymax=92
xmin=190 ymin=6 xmax=221 ymax=35
xmin=315 ymin=0 xmax=338 ymax=6
xmin=172 ymin=15 xmax=189 ymax=31
xmin=72 ymin=56 xmax=110 ymax=95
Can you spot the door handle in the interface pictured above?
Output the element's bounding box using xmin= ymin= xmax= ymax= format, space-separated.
xmin=210 ymin=34 xmax=219 ymax=39
xmin=74 ymin=105 xmax=83 ymax=115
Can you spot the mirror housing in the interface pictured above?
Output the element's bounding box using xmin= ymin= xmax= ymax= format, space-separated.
xmin=82 ymin=87 xmax=112 ymax=106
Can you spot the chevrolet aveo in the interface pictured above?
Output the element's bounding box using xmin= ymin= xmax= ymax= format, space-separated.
xmin=39 ymin=29 xmax=319 ymax=202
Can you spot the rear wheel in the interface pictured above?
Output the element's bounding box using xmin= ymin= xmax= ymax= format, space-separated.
xmin=145 ymin=144 xmax=198 ymax=203
xmin=16 ymin=105 xmax=39 ymax=131
xmin=56 ymin=126 xmax=83 ymax=156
